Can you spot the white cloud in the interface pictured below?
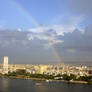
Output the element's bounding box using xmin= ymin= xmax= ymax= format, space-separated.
xmin=17 ymin=28 xmax=22 ymax=32
xmin=0 ymin=15 xmax=85 ymax=49
xmin=26 ymin=15 xmax=84 ymax=48
xmin=44 ymin=40 xmax=64 ymax=49
xmin=27 ymin=34 xmax=34 ymax=40
xmin=27 ymin=27 xmax=44 ymax=33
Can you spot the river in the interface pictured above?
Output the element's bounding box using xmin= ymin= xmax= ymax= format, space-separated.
xmin=0 ymin=78 xmax=92 ymax=92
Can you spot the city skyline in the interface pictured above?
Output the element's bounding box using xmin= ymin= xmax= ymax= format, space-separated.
xmin=0 ymin=0 xmax=92 ymax=64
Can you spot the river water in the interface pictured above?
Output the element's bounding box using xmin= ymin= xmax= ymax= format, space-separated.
xmin=0 ymin=78 xmax=92 ymax=92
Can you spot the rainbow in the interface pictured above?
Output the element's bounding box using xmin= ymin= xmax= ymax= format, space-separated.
xmin=10 ymin=0 xmax=64 ymax=64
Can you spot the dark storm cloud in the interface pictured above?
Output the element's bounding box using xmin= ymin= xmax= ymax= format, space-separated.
xmin=0 ymin=24 xmax=92 ymax=63
xmin=56 ymin=24 xmax=92 ymax=52
xmin=0 ymin=29 xmax=58 ymax=64
xmin=68 ymin=0 xmax=92 ymax=16
xmin=45 ymin=29 xmax=57 ymax=36
xmin=85 ymin=25 xmax=92 ymax=37
xmin=55 ymin=24 xmax=92 ymax=62
xmin=0 ymin=30 xmax=29 ymax=40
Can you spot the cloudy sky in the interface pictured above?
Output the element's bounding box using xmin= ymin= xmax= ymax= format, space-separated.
xmin=0 ymin=0 xmax=92 ymax=64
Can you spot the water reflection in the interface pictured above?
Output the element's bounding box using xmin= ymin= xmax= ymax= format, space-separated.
xmin=35 ymin=82 xmax=47 ymax=92
xmin=1 ymin=78 xmax=8 ymax=92
xmin=0 ymin=78 xmax=92 ymax=92
xmin=34 ymin=81 xmax=61 ymax=92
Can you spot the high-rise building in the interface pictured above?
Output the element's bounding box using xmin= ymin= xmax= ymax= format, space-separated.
xmin=3 ymin=56 xmax=8 ymax=74
xmin=39 ymin=65 xmax=47 ymax=74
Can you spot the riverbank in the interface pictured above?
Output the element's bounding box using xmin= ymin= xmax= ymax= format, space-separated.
xmin=0 ymin=75 xmax=89 ymax=84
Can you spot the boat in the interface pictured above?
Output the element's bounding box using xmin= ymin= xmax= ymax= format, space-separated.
xmin=35 ymin=83 xmax=41 ymax=86
xmin=46 ymin=80 xmax=50 ymax=82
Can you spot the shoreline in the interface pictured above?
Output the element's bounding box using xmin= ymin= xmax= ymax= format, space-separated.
xmin=0 ymin=76 xmax=88 ymax=84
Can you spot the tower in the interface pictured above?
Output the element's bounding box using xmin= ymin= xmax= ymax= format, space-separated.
xmin=3 ymin=56 xmax=8 ymax=74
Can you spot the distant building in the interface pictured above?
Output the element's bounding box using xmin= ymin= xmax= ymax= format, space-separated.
xmin=87 ymin=68 xmax=92 ymax=76
xmin=3 ymin=56 xmax=8 ymax=74
xmin=39 ymin=65 xmax=47 ymax=74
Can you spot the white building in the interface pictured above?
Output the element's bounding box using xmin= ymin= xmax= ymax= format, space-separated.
xmin=3 ymin=56 xmax=8 ymax=74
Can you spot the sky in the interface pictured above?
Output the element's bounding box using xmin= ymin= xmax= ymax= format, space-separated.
xmin=0 ymin=0 xmax=92 ymax=64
